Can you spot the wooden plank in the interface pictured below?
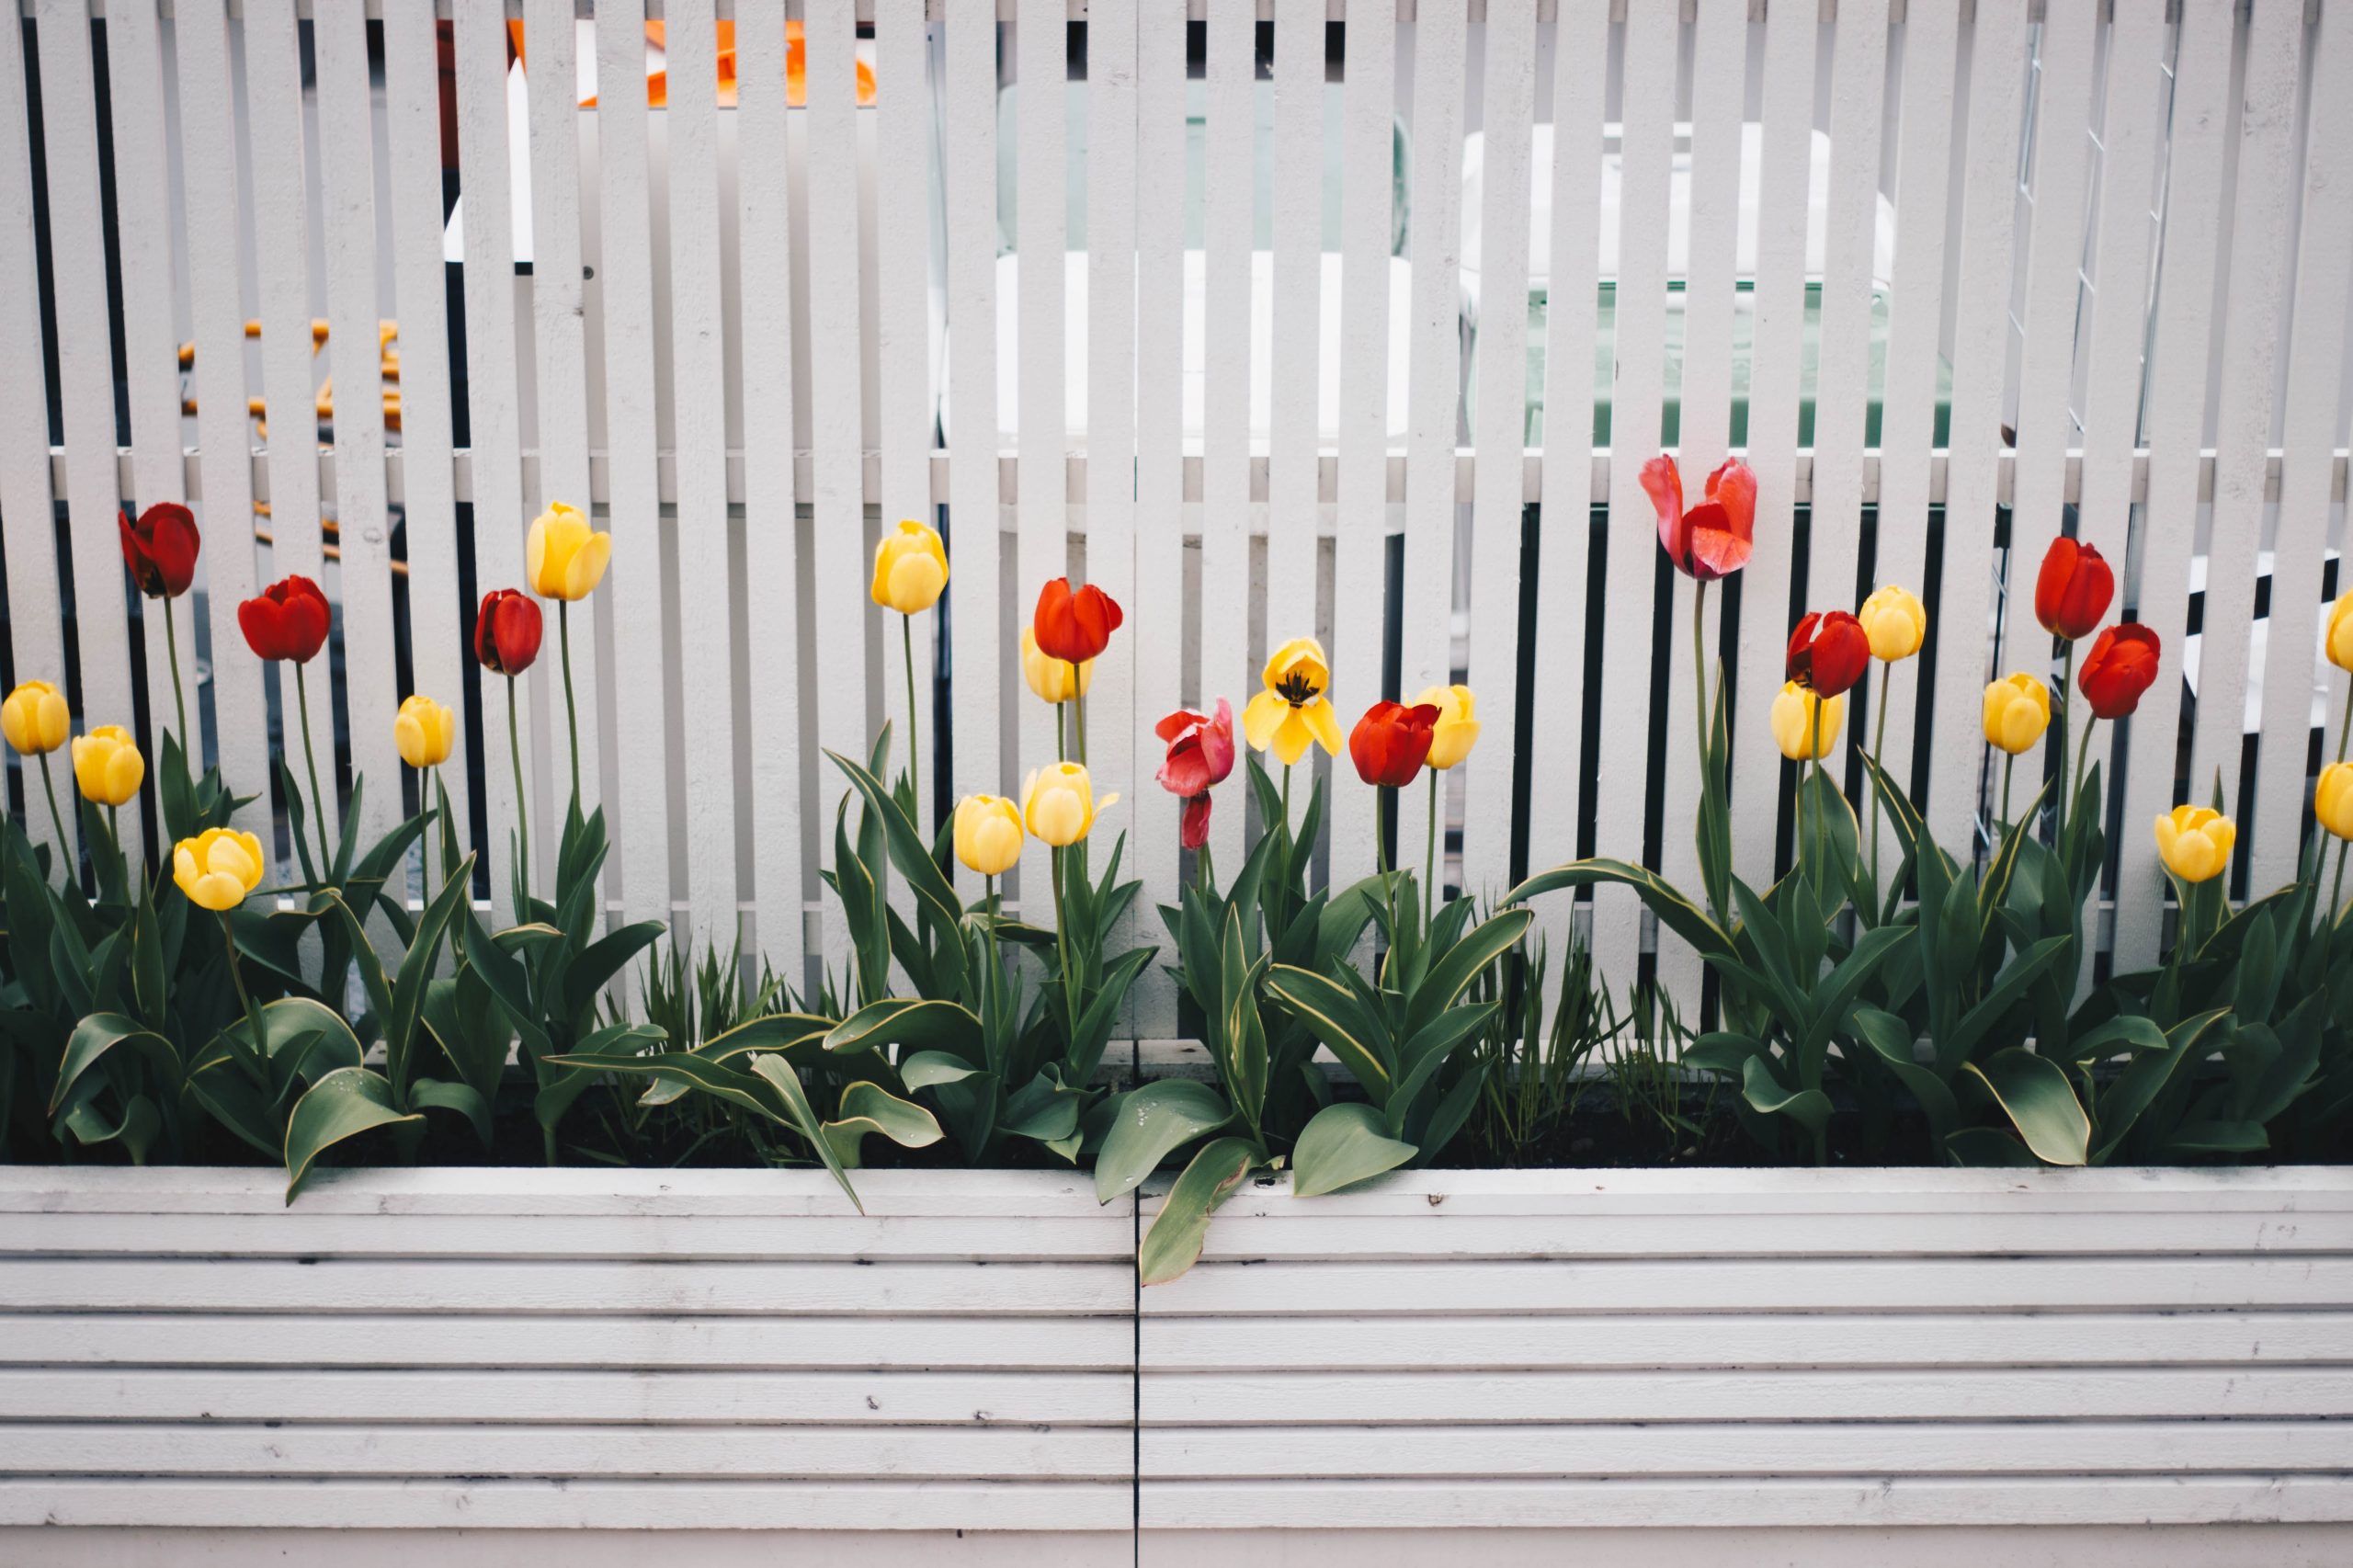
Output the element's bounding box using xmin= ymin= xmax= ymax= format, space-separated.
xmin=1460 ymin=0 xmax=1535 ymax=904
xmin=1199 ymin=0 xmax=1254 ymax=875
xmin=0 ymin=5 xmax=68 ymax=873
xmin=1327 ymin=0 xmax=1397 ymax=895
xmin=1266 ymin=0 xmax=1323 ymax=723
xmin=313 ymin=0 xmax=404 ymax=887
xmin=2186 ymin=1 xmax=2302 ymax=808
xmin=665 ymin=0 xmax=743 ymax=952
xmin=1522 ymin=0 xmax=1605 ymax=967
xmin=1013 ymin=0 xmax=1067 ymax=900
xmin=1921 ymin=0 xmax=2029 ymax=853
xmin=736 ymin=0 xmax=807 ymax=968
xmin=1394 ymin=0 xmax=1465 ymax=895
xmin=2111 ymin=0 xmax=2232 ymax=965
xmin=2251 ymin=0 xmax=2353 ymax=894
xmin=454 ymin=0 xmax=538 ymax=921
xmin=97 ymin=0 xmax=199 ymax=812
xmin=170 ymin=0 xmax=272 ymax=838
xmin=381 ymin=0 xmax=474 ymax=874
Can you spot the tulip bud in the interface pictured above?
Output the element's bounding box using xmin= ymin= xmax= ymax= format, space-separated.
xmin=175 ymin=827 xmax=266 ymax=911
xmin=119 ymin=503 xmax=201 ymax=599
xmin=1021 ymin=762 xmax=1116 ymax=848
xmin=953 ymin=794 xmax=1026 ymax=877
xmin=1787 ymin=611 xmax=1872 ymax=699
xmin=395 ymin=695 xmax=457 ymax=769
xmin=871 ymin=518 xmax=949 ymax=615
xmin=1858 ymin=585 xmax=1927 ymax=663
xmin=2034 ymin=537 xmax=2114 ymax=641
xmin=2314 ymin=762 xmax=2353 ymax=843
xmin=474 ymin=588 xmax=544 ymax=676
xmin=2154 ymin=804 xmax=2234 ymax=885
xmin=71 ymin=725 xmax=145 ymax=807
xmin=2079 ymin=623 xmax=2161 ymax=720
xmin=527 ymin=502 xmax=613 ymax=602
xmin=1769 ymin=681 xmax=1843 ymax=762
xmin=1414 ymin=685 xmax=1482 ymax=769
xmin=2325 ymin=591 xmax=2352 ymax=675
xmin=1982 ymin=674 xmax=2052 ymax=756
xmin=1021 ymin=628 xmax=1092 ymax=704
xmin=1349 ymin=700 xmax=1439 ymax=789
xmin=238 ymin=574 xmax=332 ymax=664
xmin=1 ymin=681 xmax=71 ymax=756
xmin=1033 ymin=576 xmax=1124 ymax=664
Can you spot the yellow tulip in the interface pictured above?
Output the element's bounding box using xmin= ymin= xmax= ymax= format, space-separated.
xmin=1020 ymin=628 xmax=1092 ymax=704
xmin=1768 ymin=681 xmax=1843 ymax=761
xmin=1 ymin=680 xmax=70 ymax=755
xmin=954 ymin=794 xmax=1026 ymax=876
xmin=174 ymin=826 xmax=266 ymax=911
xmin=1858 ymin=585 xmax=1927 ymax=662
xmin=1415 ymin=685 xmax=1481 ymax=770
xmin=1982 ymin=673 xmax=2052 ymax=756
xmin=2154 ymin=804 xmax=2234 ymax=885
xmin=71 ymin=725 xmax=144 ymax=807
xmin=2316 ymin=763 xmax=2353 ymax=843
xmin=2328 ymin=591 xmax=2353 ymax=673
xmin=870 ymin=517 xmax=949 ymax=616
xmin=526 ymin=501 xmax=612 ymax=601
xmin=394 ymin=695 xmax=457 ymax=769
xmin=1241 ymin=637 xmax=1345 ymax=767
xmin=1021 ymin=761 xmax=1117 ymax=848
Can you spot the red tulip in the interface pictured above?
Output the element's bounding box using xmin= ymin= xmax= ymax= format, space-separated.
xmin=1155 ymin=699 xmax=1235 ymax=799
xmin=1179 ymin=791 xmax=1214 ymax=851
xmin=1643 ymin=454 xmax=1756 ymax=582
xmin=2035 ymin=537 xmax=2114 ymax=642
xmin=1033 ymin=577 xmax=1124 ymax=665
xmin=237 ymin=575 xmax=332 ymax=664
xmin=1348 ymin=700 xmax=1439 ymax=789
xmin=1786 ymin=610 xmax=1871 ymax=700
xmin=474 ymin=588 xmax=543 ymax=676
xmin=119 ymin=502 xmax=201 ymax=598
xmin=2079 ymin=622 xmax=2161 ymax=719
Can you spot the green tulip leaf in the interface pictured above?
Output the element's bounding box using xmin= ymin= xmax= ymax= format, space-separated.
xmin=283 ymin=1067 xmax=424 ymax=1202
xmin=1138 ymin=1136 xmax=1259 ymax=1287
xmin=1291 ymin=1101 xmax=1418 ymax=1198
xmin=820 ymin=1080 xmax=945 ymax=1167
xmin=1095 ymin=1080 xmax=1233 ymax=1202
xmin=1964 ymin=1049 xmax=2090 ymax=1166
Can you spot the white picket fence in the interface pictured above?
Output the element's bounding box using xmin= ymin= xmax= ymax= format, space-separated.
xmin=3 ymin=0 xmax=2349 ymax=1036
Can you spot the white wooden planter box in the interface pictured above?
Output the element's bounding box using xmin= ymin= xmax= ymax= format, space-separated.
xmin=6 ymin=1166 xmax=2353 ymax=1567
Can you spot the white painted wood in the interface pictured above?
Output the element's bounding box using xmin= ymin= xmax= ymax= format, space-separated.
xmin=1328 ymin=0 xmax=1397 ymax=897
xmin=170 ymin=0 xmax=272 ymax=840
xmin=736 ymin=0 xmax=806 ymax=967
xmin=1922 ymin=0 xmax=2030 ymax=855
xmin=1461 ymin=0 xmax=1534 ymax=906
xmin=4 ymin=1529 xmax=1130 ymax=1567
xmin=2251 ymin=0 xmax=2353 ymax=894
xmin=1727 ymin=0 xmax=1817 ymax=884
xmin=1267 ymin=0 xmax=1324 ymax=726
xmin=1200 ymin=0 xmax=1253 ymax=876
xmin=1013 ymin=0 xmax=1067 ymax=902
xmin=313 ymin=0 xmax=404 ymax=885
xmin=2186 ymin=2 xmax=2302 ymax=809
xmin=381 ymin=0 xmax=474 ymax=879
xmin=0 ymin=6 xmax=68 ymax=873
xmin=1395 ymin=0 xmax=1465 ymax=901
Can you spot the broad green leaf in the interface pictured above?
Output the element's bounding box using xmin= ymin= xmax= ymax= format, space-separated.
xmin=1504 ymin=858 xmax=1737 ymax=963
xmin=1945 ymin=1126 xmax=2044 ymax=1165
xmin=2086 ymin=1008 xmax=2230 ymax=1164
xmin=1138 ymin=1136 xmax=1257 ymax=1287
xmin=697 ymin=1012 xmax=836 ymax=1065
xmin=1094 ymin=1080 xmax=1233 ymax=1202
xmin=408 ymin=1076 xmax=493 ymax=1146
xmin=1263 ymin=963 xmax=1392 ymax=1097
xmin=748 ymin=1054 xmax=862 ymax=1210
xmin=1404 ymin=907 xmax=1533 ymax=1037
xmin=1964 ymin=1049 xmax=2090 ymax=1166
xmin=1740 ymin=1054 xmax=1831 ymax=1138
xmin=561 ymin=919 xmax=667 ymax=1028
xmin=821 ymin=1080 xmax=945 ymax=1166
xmin=901 ymin=1049 xmax=983 ymax=1090
xmin=825 ymin=997 xmax=984 ymax=1062
xmin=51 ymin=1013 xmax=180 ymax=1116
xmin=1291 ymin=1101 xmax=1417 ymax=1198
xmin=1851 ymin=1006 xmax=1957 ymax=1142
xmin=60 ymin=1091 xmax=162 ymax=1164
xmin=284 ymin=1067 xmax=422 ymax=1201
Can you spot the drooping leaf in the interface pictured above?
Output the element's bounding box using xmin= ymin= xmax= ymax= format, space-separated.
xmin=1291 ymin=1101 xmax=1417 ymax=1198
xmin=1093 ymin=1080 xmax=1233 ymax=1203
xmin=821 ymin=1080 xmax=945 ymax=1167
xmin=1138 ymin=1136 xmax=1257 ymax=1287
xmin=1965 ymin=1049 xmax=2090 ymax=1166
xmin=283 ymin=1067 xmax=422 ymax=1202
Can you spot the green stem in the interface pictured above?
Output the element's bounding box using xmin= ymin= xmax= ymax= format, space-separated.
xmin=1690 ymin=579 xmax=1711 ymax=782
xmin=222 ymin=912 xmax=265 ymax=1051
xmin=560 ymin=599 xmax=581 ymax=813
xmin=163 ymin=604 xmax=188 ymax=758
xmin=2071 ymin=714 xmax=2097 ymax=831
xmin=1424 ymin=767 xmax=1438 ymax=924
xmin=1056 ymin=700 xmax=1066 ymax=764
xmin=2053 ymin=642 xmax=2075 ymax=838
xmin=295 ymin=663 xmax=330 ymax=880
xmin=1869 ymin=661 xmax=1890 ymax=903
xmin=2001 ymin=753 xmax=2015 ymax=838
xmin=420 ymin=764 xmax=437 ymax=914
xmin=2330 ymin=839 xmax=2347 ymax=929
xmin=1051 ymin=846 xmax=1075 ymax=1030
xmin=1376 ymin=787 xmax=1399 ymax=985
xmin=1197 ymin=842 xmax=1214 ymax=894
xmin=1281 ymin=762 xmax=1291 ymax=831
xmin=1073 ymin=669 xmax=1087 ymax=769
xmin=506 ymin=674 xmax=530 ymax=906
xmin=2336 ymin=681 xmax=2351 ymax=767
xmin=902 ymin=613 xmax=922 ymax=827
xmin=1808 ymin=699 xmax=1824 ymax=881
xmin=36 ymin=752 xmax=70 ymax=869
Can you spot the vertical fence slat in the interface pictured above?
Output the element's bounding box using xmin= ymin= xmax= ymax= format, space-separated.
xmin=1396 ymin=0 xmax=1464 ymax=910
xmin=2186 ymin=3 xmax=2302 ymax=817
xmin=1461 ymin=0 xmax=1534 ymax=905
xmin=1873 ymin=0 xmax=1960 ymax=810
xmin=1014 ymin=0 xmax=1066 ymax=903
xmin=1726 ymin=0 xmax=1817 ymax=887
xmin=0 ymin=6 xmax=66 ymax=869
xmin=313 ymin=0 xmax=404 ymax=888
xmin=172 ymin=0 xmax=271 ymax=842
xmin=664 ymin=0 xmax=742 ymax=953
xmin=1329 ymin=0 xmax=1395 ymax=899
xmin=525 ymin=0 xmax=607 ymax=882
xmin=2251 ymin=0 xmax=2353 ymax=896
xmin=1525 ymin=0 xmax=1605 ymax=968
xmin=1267 ymin=0 xmax=1323 ymax=738
xmin=1200 ymin=0 xmax=1253 ymax=874
xmin=31 ymin=0 xmax=126 ymax=869
xmin=1589 ymin=0 xmax=1677 ymax=990
xmin=2112 ymin=0 xmax=2234 ymax=969
xmin=944 ymin=0 xmax=1002 ymax=885
xmin=454 ymin=0 xmax=537 ymax=922
xmin=1130 ymin=0 xmax=1186 ymax=1037
xmin=806 ymin=0 xmax=869 ymax=964
xmin=1922 ymin=0 xmax=2030 ymax=857
xmin=1083 ymin=0 xmax=1141 ymax=1033
xmin=878 ymin=0 xmax=938 ymax=843
xmin=735 ymin=3 xmax=808 ymax=977
xmin=101 ymin=0 xmax=199 ymax=819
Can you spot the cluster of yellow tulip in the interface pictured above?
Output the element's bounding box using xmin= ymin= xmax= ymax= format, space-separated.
xmin=1 ymin=678 xmax=145 ymax=858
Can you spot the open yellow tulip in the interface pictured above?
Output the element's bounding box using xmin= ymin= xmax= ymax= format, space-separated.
xmin=1 ymin=680 xmax=69 ymax=756
xmin=1021 ymin=628 xmax=1092 ymax=704
xmin=2154 ymin=804 xmax=2234 ymax=884
xmin=1021 ymin=762 xmax=1116 ymax=847
xmin=1768 ymin=681 xmax=1843 ymax=761
xmin=526 ymin=502 xmax=612 ymax=601
xmin=175 ymin=827 xmax=266 ymax=911
xmin=1858 ymin=585 xmax=1927 ymax=663
xmin=871 ymin=518 xmax=949 ymax=616
xmin=1241 ymin=638 xmax=1344 ymax=767
xmin=1414 ymin=685 xmax=1481 ymax=770
xmin=954 ymin=794 xmax=1026 ymax=876
xmin=71 ymin=725 xmax=144 ymax=807
xmin=395 ymin=695 xmax=456 ymax=769
xmin=1982 ymin=674 xmax=2051 ymax=756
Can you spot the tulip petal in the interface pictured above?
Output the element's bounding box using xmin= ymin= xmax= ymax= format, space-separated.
xmin=1241 ymin=690 xmax=1288 ymax=751
xmin=1302 ymin=697 xmax=1346 ymax=757
xmin=566 ymin=529 xmax=613 ymax=599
